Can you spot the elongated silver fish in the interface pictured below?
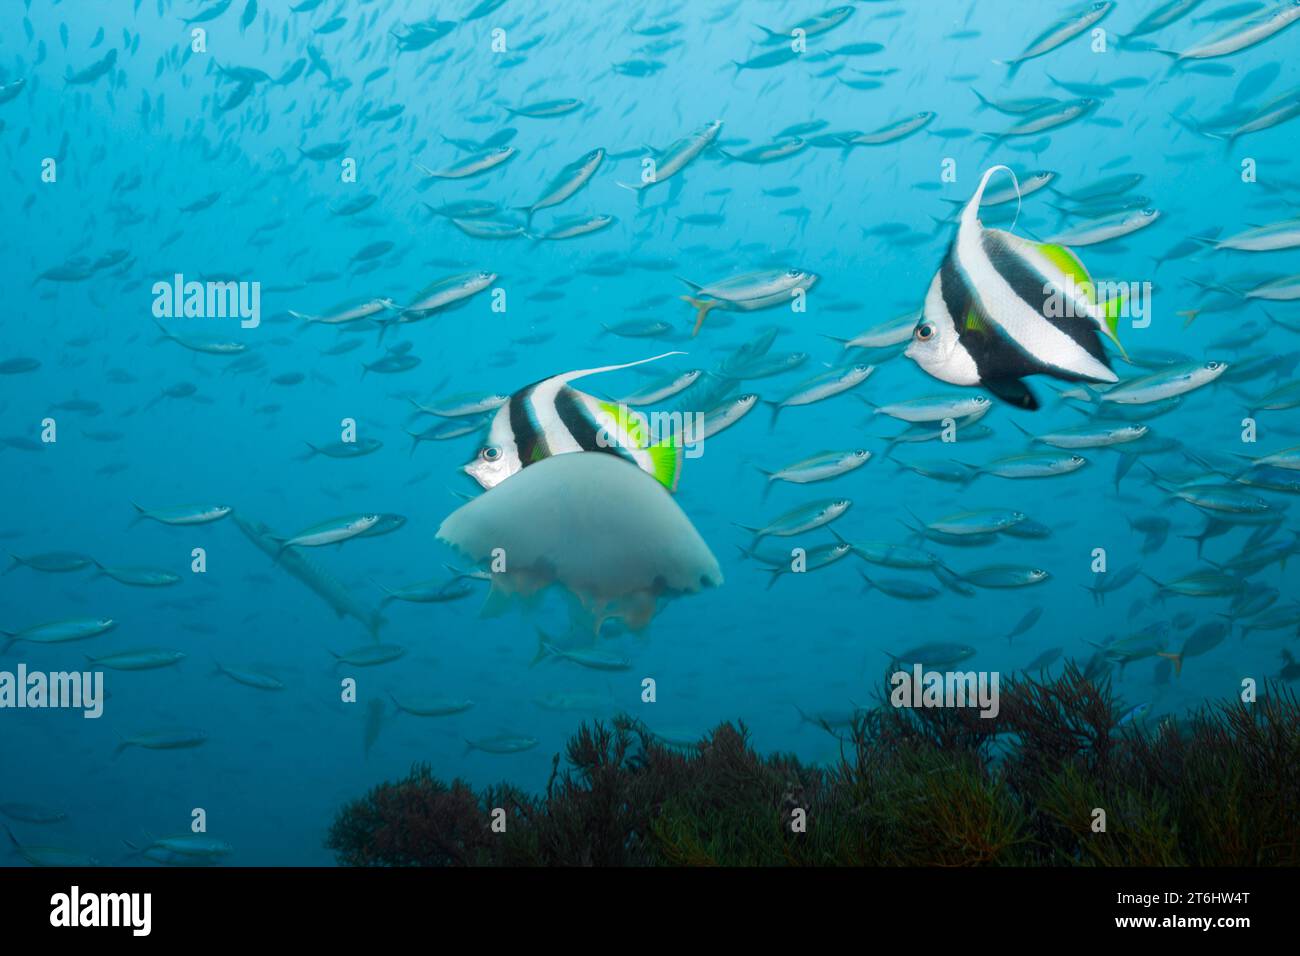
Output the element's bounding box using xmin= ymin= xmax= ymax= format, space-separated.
xmin=998 ymin=2 xmax=1114 ymax=76
xmin=516 ymin=147 xmax=604 ymax=224
xmin=1097 ymin=361 xmax=1228 ymax=404
xmin=844 ymin=112 xmax=936 ymax=145
xmin=234 ymin=514 xmax=384 ymax=637
xmin=1 ymin=617 xmax=115 ymax=648
xmin=1048 ymin=208 xmax=1160 ymax=246
xmin=758 ymin=450 xmax=871 ymax=494
xmin=737 ymin=498 xmax=852 ymax=542
xmin=289 ymin=297 xmax=396 ymax=325
xmin=1203 ymin=217 xmax=1300 ymax=252
xmin=393 ymin=272 xmax=496 ymax=323
xmin=765 ymin=364 xmax=874 ymax=425
xmin=1159 ymin=1 xmax=1300 ymax=61
xmin=616 ymin=120 xmax=722 ymax=201
xmin=416 ymin=146 xmax=516 ymax=179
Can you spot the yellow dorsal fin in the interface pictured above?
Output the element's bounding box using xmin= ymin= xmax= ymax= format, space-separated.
xmin=645 ymin=438 xmax=682 ymax=492
xmin=1037 ymin=242 xmax=1091 ymax=291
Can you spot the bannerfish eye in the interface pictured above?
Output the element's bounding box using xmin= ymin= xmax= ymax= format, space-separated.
xmin=481 ymin=446 xmax=502 ymax=461
xmin=915 ymin=324 xmax=935 ymax=341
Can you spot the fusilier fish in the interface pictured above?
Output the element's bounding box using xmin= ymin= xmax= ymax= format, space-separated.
xmin=115 ymin=731 xmax=207 ymax=754
xmin=757 ymin=449 xmax=871 ymax=493
xmin=416 ymin=147 xmax=517 ymax=179
xmin=389 ymin=272 xmax=496 ymax=326
xmin=93 ymin=565 xmax=182 ymax=587
xmin=274 ymin=514 xmax=384 ymax=552
xmin=289 ymin=297 xmax=396 ymax=326
xmin=693 ymin=393 xmax=759 ymax=440
xmin=867 ymin=394 xmax=991 ymax=423
xmin=887 ymin=642 xmax=976 ymax=668
xmin=617 ymin=120 xmax=722 ymax=202
xmin=680 ymin=268 xmax=817 ymax=335
xmin=329 ymin=644 xmax=406 ymax=666
xmin=1 ymin=618 xmax=115 ymax=648
xmin=1157 ymin=1 xmax=1300 ymax=61
xmin=997 ymin=3 xmax=1114 ymax=76
xmin=737 ymin=498 xmax=852 ymax=543
xmin=765 ymin=364 xmax=874 ymax=424
xmin=1097 ymin=361 xmax=1227 ymax=404
xmin=960 ymin=564 xmax=1051 ymax=588
xmin=5 ymin=551 xmax=95 ymax=574
xmin=213 ymin=663 xmax=285 ymax=690
xmin=744 ymin=540 xmax=855 ymax=588
xmin=1048 ymin=208 xmax=1161 ymax=247
xmin=967 ymin=452 xmax=1088 ymax=478
xmin=88 ymin=648 xmax=186 ymax=671
xmin=824 ymin=310 xmax=919 ymax=349
xmin=464 ymin=734 xmax=538 ymax=754
xmin=131 ymin=504 xmax=233 ymax=526
xmin=389 ymin=694 xmax=475 ymax=716
xmin=531 ymin=214 xmax=616 ymax=241
xmin=516 ymin=148 xmax=604 ymax=224
xmin=1202 ymin=218 xmax=1300 ymax=252
xmin=843 ymin=112 xmax=936 ymax=145
xmin=1013 ymin=421 xmax=1148 ymax=448
xmin=617 ymin=370 xmax=703 ymax=406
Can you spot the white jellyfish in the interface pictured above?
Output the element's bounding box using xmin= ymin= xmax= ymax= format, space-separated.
xmin=437 ymin=452 xmax=722 ymax=635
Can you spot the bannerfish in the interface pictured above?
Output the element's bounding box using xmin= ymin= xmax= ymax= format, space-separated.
xmin=465 ymin=353 xmax=687 ymax=492
xmin=905 ymin=165 xmax=1126 ymax=410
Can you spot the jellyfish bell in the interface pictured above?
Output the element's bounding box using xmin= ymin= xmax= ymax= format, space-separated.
xmin=436 ymin=452 xmax=722 ymax=634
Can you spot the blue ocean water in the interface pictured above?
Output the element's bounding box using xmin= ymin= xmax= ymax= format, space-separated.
xmin=1 ymin=0 xmax=1298 ymax=866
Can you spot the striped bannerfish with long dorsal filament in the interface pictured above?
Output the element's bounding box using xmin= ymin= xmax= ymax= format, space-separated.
xmin=905 ymin=165 xmax=1127 ymax=410
xmin=464 ymin=353 xmax=687 ymax=492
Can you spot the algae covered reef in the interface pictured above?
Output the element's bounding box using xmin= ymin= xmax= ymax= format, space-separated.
xmin=327 ymin=667 xmax=1300 ymax=867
